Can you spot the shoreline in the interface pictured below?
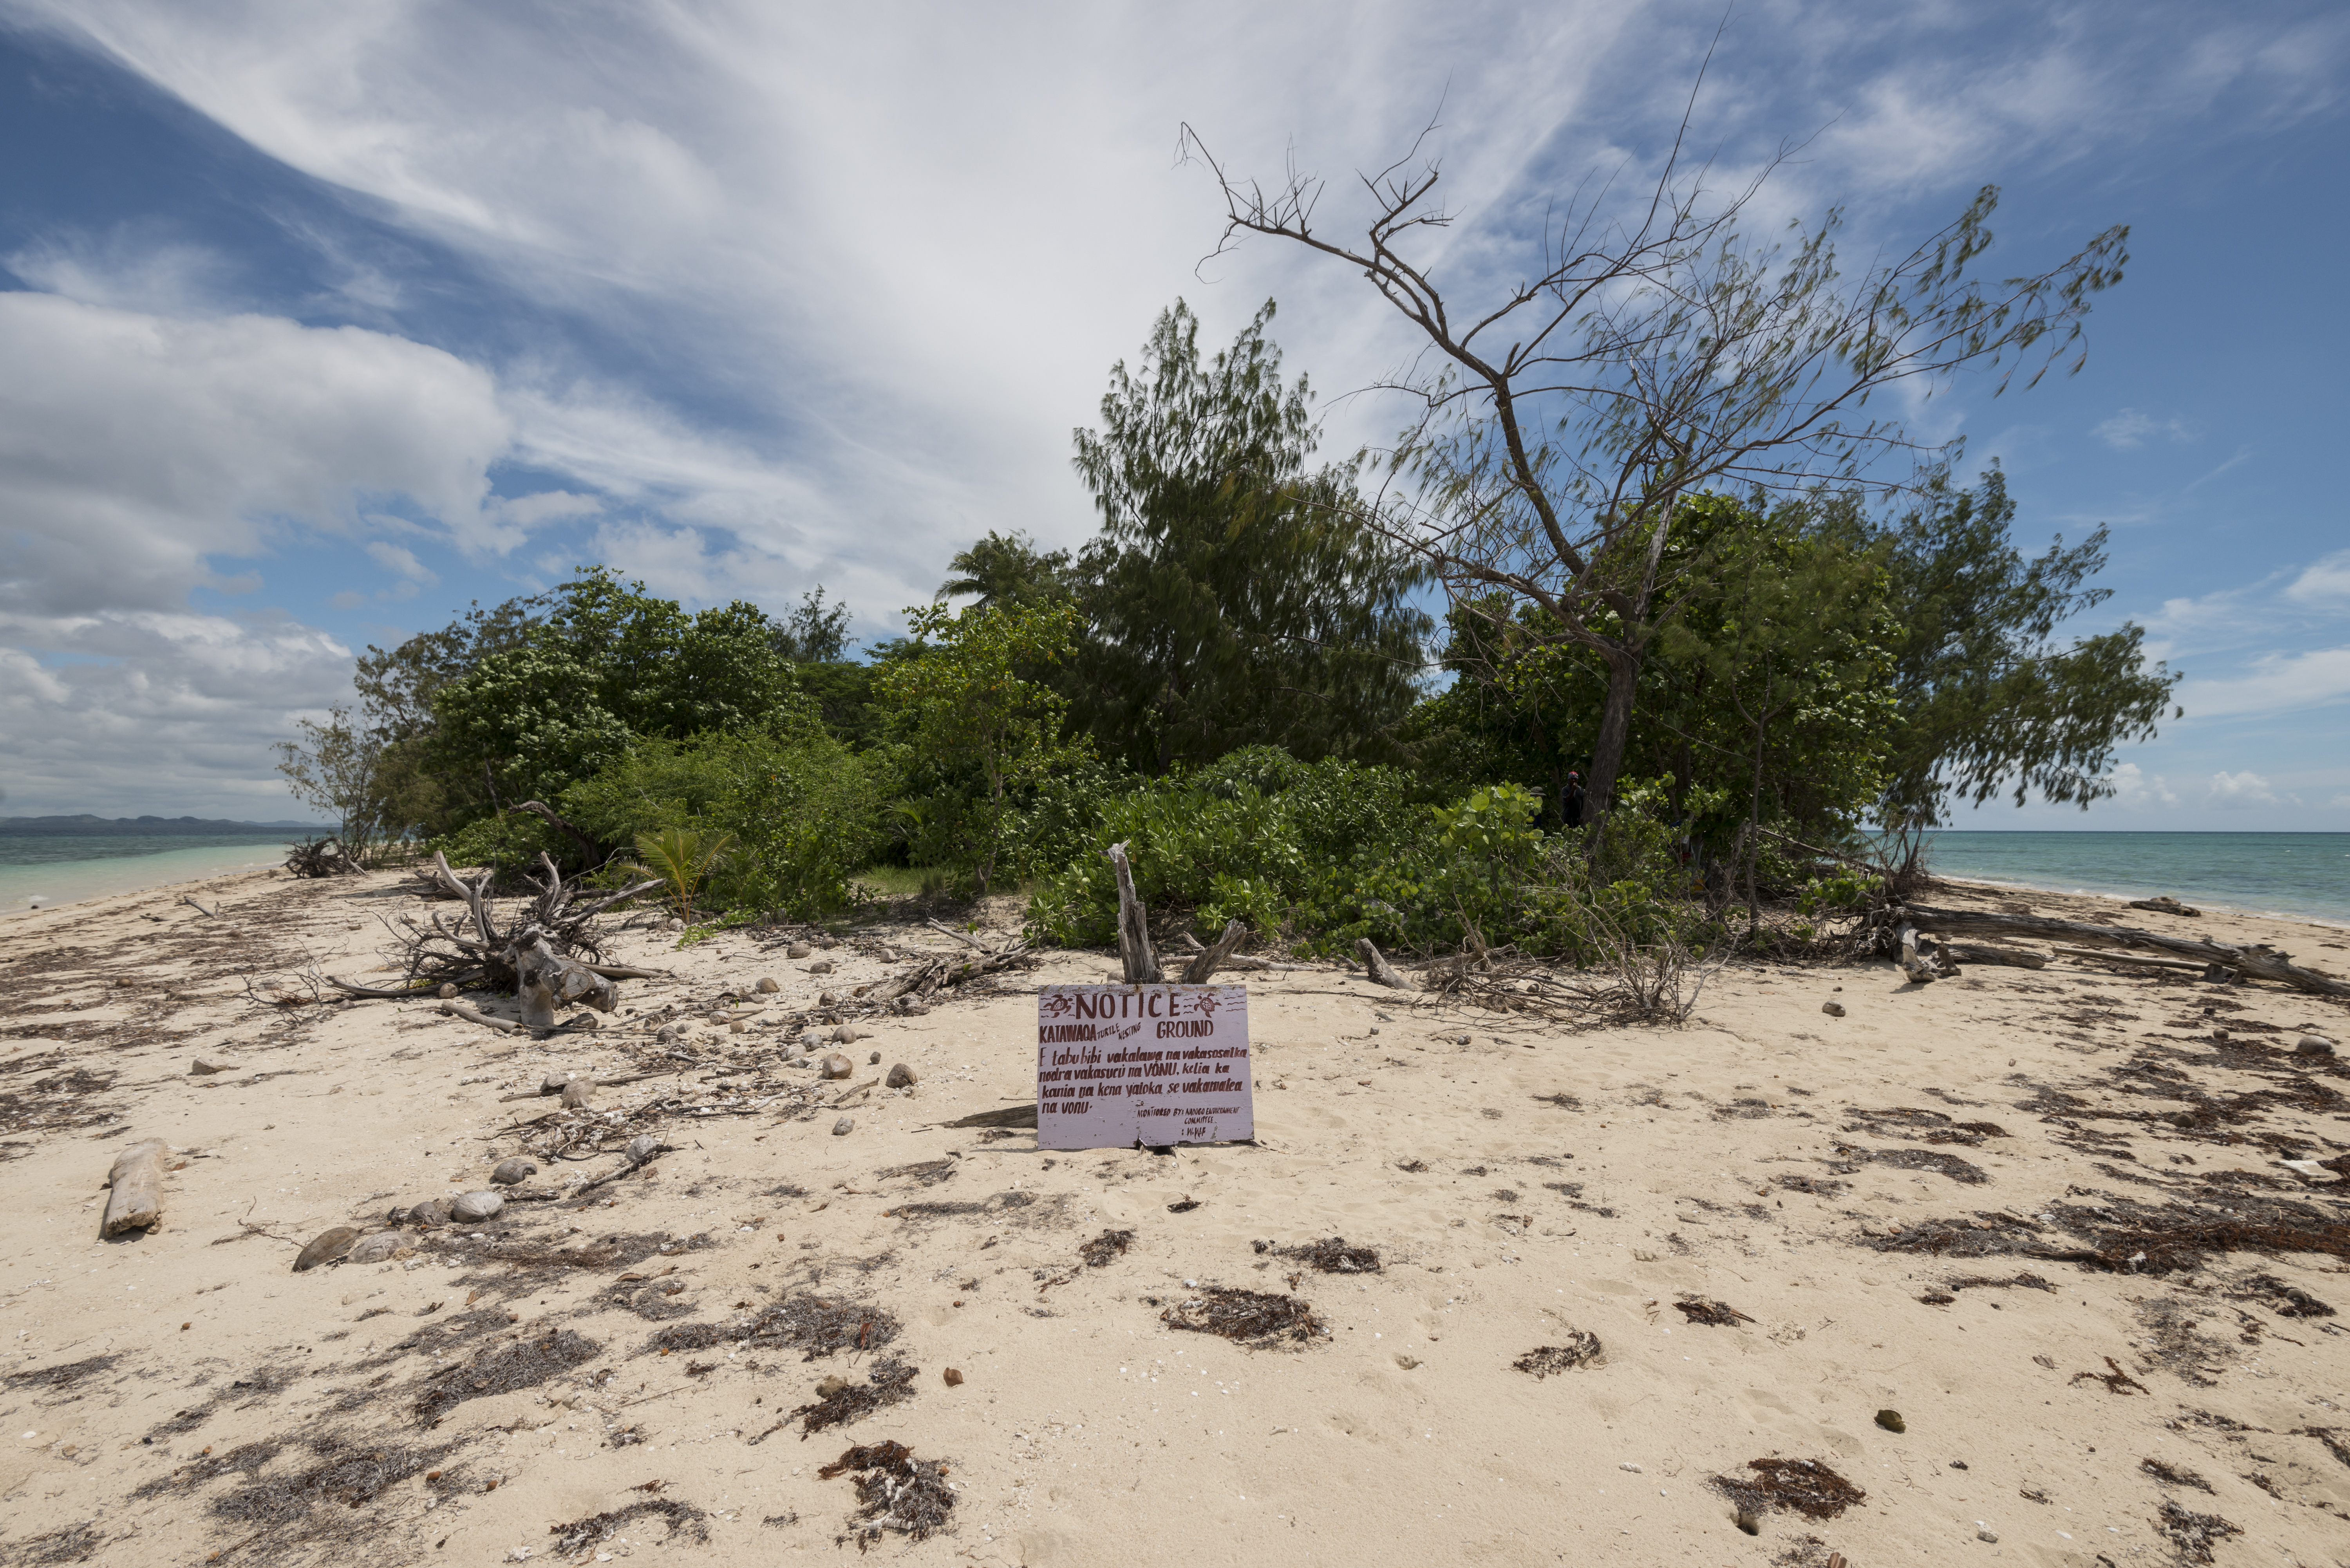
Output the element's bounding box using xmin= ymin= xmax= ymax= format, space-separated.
xmin=1933 ymin=873 xmax=2350 ymax=935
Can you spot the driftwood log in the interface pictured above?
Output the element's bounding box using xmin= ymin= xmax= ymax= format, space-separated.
xmin=1941 ymin=942 xmax=2050 ymax=970
xmin=1356 ymin=938 xmax=1419 ymax=990
xmin=1107 ymin=842 xmax=1162 ymax=984
xmin=101 ymin=1139 xmax=166 ymax=1237
xmin=1902 ymin=905 xmax=2350 ymax=998
xmin=510 ymin=925 xmax=620 ymax=1029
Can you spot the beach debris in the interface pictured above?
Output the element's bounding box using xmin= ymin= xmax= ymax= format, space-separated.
xmin=1354 ymin=938 xmax=1418 ymax=990
xmin=416 ymin=1327 xmax=602 ymax=1424
xmin=1734 ymin=1508 xmax=1759 ymax=1535
xmin=441 ymin=997 xmax=521 ymax=1033
xmin=1675 ymin=1297 xmax=1755 ymax=1327
xmin=1709 ymin=1458 xmax=1867 ymax=1520
xmin=942 ymin=1367 xmax=963 ymax=1386
xmin=1875 ymin=1409 xmax=1906 ymax=1433
xmin=833 ymin=1116 xmax=855 ymax=1136
xmin=283 ymin=836 xmax=363 ymax=878
xmin=437 ymin=982 xmax=458 ymax=998
xmin=1820 ymin=1001 xmax=1846 ymax=1017
xmin=1161 ymin=1286 xmax=1324 ymax=1347
xmin=2070 ymin=1356 xmax=2149 ymax=1395
xmin=1180 ymin=917 xmax=1253 ymax=983
xmin=1252 ymin=1236 xmax=1382 ymax=1274
xmin=1895 ymin=922 xmax=1952 ymax=984
xmin=819 ymin=1439 xmax=956 ymax=1543
xmin=1394 ymin=1353 xmax=1421 ymax=1369
xmin=1941 ymin=941 xmax=2049 ymax=969
xmin=788 ymin=1353 xmax=918 ymax=1436
xmin=548 ymin=1501 xmax=709 ymax=1560
xmin=509 ymin=925 xmax=619 ymax=1030
xmin=407 ymin=1198 xmax=456 ymax=1228
xmin=808 ymin=959 xmax=836 ymax=976
xmin=1893 ymin=903 xmax=2350 ymax=998
xmin=559 ymin=1080 xmax=595 ymax=1109
xmin=756 ymin=976 xmax=780 ymax=993
xmin=787 ymin=943 xmax=813 ymax=959
xmin=293 ymin=1227 xmax=360 ymax=1272
xmin=189 ymin=1057 xmax=233 ymax=1075
xmin=491 ymin=1157 xmax=539 ymax=1185
xmin=2140 ymin=1456 xmax=2213 ymax=1492
xmin=1078 ymin=1229 xmax=1135 ymax=1267
xmin=819 ymin=990 xmax=841 ymax=1007
xmin=2155 ymin=1500 xmax=2242 ymax=1564
xmin=819 ymin=1052 xmax=853 ymax=1080
xmin=1513 ymin=1333 xmax=1603 ymax=1377
xmin=1167 ymin=1199 xmax=1200 ymax=1213
xmin=832 ymin=1024 xmax=869 ymax=1044
xmin=885 ymin=1062 xmax=917 ymax=1088
xmin=2298 ymin=1034 xmax=2337 ymax=1057
xmin=540 ymin=1071 xmax=576 ymax=1095
xmin=348 ymin=1232 xmax=408 ymax=1265
xmin=452 ymin=1191 xmax=505 ymax=1223
xmin=1975 ymin=1528 xmax=1999 ymax=1543
xmin=99 ymin=1139 xmax=166 ymax=1237
xmin=625 ymin=1135 xmax=663 ymax=1166
xmin=2128 ymin=896 xmax=2202 ymax=917
xmin=942 ymin=1103 xmax=1038 ymax=1130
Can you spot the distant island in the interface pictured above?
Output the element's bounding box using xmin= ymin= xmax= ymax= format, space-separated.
xmin=0 ymin=815 xmax=331 ymax=838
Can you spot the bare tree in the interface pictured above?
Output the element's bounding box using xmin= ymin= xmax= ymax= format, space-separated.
xmin=1181 ymin=78 xmax=2128 ymax=824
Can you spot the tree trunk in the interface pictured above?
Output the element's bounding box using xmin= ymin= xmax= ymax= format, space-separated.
xmin=1581 ymin=648 xmax=1644 ymax=824
xmin=1355 ymin=938 xmax=1417 ymax=990
xmin=1902 ymin=905 xmax=2350 ymax=998
xmin=1181 ymin=919 xmax=1250 ymax=985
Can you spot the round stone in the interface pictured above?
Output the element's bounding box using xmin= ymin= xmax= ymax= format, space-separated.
xmin=886 ymin=1062 xmax=917 ymax=1088
xmin=832 ymin=1116 xmax=855 ymax=1136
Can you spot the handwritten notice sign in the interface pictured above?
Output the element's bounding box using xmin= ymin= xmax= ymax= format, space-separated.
xmin=1035 ymin=985 xmax=1253 ymax=1150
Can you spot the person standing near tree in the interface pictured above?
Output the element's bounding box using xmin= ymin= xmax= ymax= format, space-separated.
xmin=1562 ymin=771 xmax=1585 ymax=829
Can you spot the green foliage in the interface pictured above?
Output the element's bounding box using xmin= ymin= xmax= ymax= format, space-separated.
xmin=1069 ymin=299 xmax=1431 ymax=772
xmin=434 ymin=809 xmax=565 ymax=879
xmin=877 ymin=598 xmax=1090 ymax=896
xmin=616 ymin=825 xmax=736 ymax=924
xmin=1025 ymin=750 xmax=1704 ymax=961
xmin=561 ymin=728 xmax=887 ymax=920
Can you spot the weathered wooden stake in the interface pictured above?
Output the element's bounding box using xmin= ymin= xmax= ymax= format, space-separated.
xmin=101 ymin=1139 xmax=165 ymax=1237
xmin=1107 ymin=842 xmax=1162 ymax=985
xmin=1182 ymin=919 xmax=1250 ymax=985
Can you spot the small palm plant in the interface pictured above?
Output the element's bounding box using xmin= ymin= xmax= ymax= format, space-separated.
xmin=617 ymin=825 xmax=736 ymax=925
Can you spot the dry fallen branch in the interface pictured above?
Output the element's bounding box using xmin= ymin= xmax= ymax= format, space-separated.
xmin=1900 ymin=905 xmax=2349 ymax=998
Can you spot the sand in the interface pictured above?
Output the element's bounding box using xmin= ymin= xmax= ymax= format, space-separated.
xmin=2 ymin=866 xmax=2346 ymax=1567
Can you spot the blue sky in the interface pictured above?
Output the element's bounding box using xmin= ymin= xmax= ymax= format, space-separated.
xmin=0 ymin=0 xmax=2343 ymax=826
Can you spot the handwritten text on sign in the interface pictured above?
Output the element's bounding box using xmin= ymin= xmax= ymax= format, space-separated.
xmin=1034 ymin=985 xmax=1252 ymax=1149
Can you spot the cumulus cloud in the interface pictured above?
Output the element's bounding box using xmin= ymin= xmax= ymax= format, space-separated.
xmin=2176 ymin=648 xmax=2350 ymax=720
xmin=2207 ymin=770 xmax=2281 ymax=807
xmin=2108 ymin=762 xmax=2177 ymax=807
xmin=2093 ymin=408 xmax=2194 ymax=450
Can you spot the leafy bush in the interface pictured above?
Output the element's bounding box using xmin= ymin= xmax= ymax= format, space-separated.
xmin=1024 ymin=748 xmax=1708 ymax=961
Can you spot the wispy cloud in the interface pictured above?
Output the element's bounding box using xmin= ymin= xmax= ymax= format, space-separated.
xmin=2207 ymin=770 xmax=2282 ymax=807
xmin=2092 ymin=408 xmax=2194 ymax=450
xmin=2178 ymin=648 xmax=2350 ymax=720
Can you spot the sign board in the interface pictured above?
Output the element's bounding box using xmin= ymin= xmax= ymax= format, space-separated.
xmin=1034 ymin=985 xmax=1253 ymax=1150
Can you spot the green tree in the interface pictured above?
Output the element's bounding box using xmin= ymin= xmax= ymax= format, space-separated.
xmin=877 ymin=599 xmax=1089 ymax=896
xmin=1851 ymin=464 xmax=2180 ymax=822
xmin=1191 ymin=121 xmax=2130 ymax=826
xmin=940 ymin=531 xmax=1077 ymax=609
xmin=1070 ymin=300 xmax=1432 ymax=772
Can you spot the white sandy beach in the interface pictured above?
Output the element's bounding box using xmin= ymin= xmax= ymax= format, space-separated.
xmin=2 ymin=866 xmax=2345 ymax=1566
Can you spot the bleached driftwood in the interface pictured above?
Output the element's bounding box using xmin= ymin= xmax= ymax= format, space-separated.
xmin=1895 ymin=923 xmax=1949 ymax=984
xmin=1941 ymin=942 xmax=2049 ymax=970
xmin=1107 ymin=842 xmax=1162 ymax=985
xmin=2052 ymin=945 xmax=2211 ymax=975
xmin=101 ymin=1139 xmax=166 ymax=1237
xmin=1904 ymin=904 xmax=2350 ymax=999
xmin=509 ymin=924 xmax=620 ymax=1030
xmin=1181 ymin=919 xmax=1250 ymax=985
xmin=1355 ymin=938 xmax=1418 ymax=990
xmin=439 ymin=997 xmax=520 ymax=1033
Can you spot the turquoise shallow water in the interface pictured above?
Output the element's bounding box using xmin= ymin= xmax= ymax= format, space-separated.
xmin=1926 ymin=832 xmax=2350 ymax=927
xmin=0 ymin=835 xmax=295 ymax=914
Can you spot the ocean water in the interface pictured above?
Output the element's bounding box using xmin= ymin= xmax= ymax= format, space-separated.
xmin=0 ymin=835 xmax=295 ymax=914
xmin=1926 ymin=831 xmax=2350 ymax=927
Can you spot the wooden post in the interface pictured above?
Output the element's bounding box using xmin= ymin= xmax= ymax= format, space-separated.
xmin=1106 ymin=842 xmax=1161 ymax=985
xmin=101 ymin=1139 xmax=166 ymax=1237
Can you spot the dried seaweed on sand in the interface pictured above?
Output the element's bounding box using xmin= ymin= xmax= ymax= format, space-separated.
xmin=1251 ymin=1236 xmax=1382 ymax=1274
xmin=548 ymin=1499 xmax=709 ymax=1561
xmin=1160 ymin=1287 xmax=1323 ymax=1348
xmin=1512 ymin=1333 xmax=1602 ymax=1377
xmin=2154 ymin=1499 xmax=2242 ymax=1563
xmin=1710 ymin=1458 xmax=1867 ymax=1520
xmin=819 ymin=1440 xmax=956 ymax=1543
xmin=1675 ymin=1297 xmax=1755 ymax=1326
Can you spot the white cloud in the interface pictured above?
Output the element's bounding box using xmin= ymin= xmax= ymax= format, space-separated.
xmin=2206 ymin=770 xmax=2277 ymax=807
xmin=2283 ymin=549 xmax=2350 ymax=607
xmin=2330 ymin=794 xmax=2350 ymax=809
xmin=2176 ymin=647 xmax=2350 ymax=720
xmin=2092 ymin=408 xmax=2194 ymax=450
xmin=2108 ymin=762 xmax=2176 ymax=807
xmin=363 ymin=540 xmax=435 ymax=582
